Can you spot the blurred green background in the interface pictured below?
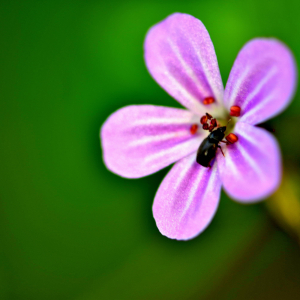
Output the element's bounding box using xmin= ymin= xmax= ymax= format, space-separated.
xmin=1 ymin=0 xmax=300 ymax=299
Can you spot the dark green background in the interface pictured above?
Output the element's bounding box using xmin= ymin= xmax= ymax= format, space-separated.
xmin=1 ymin=1 xmax=300 ymax=299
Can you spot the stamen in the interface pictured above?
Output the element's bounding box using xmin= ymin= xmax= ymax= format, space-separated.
xmin=206 ymin=113 xmax=213 ymax=119
xmin=208 ymin=125 xmax=215 ymax=132
xmin=202 ymin=123 xmax=209 ymax=130
xmin=226 ymin=133 xmax=238 ymax=144
xmin=200 ymin=115 xmax=208 ymax=124
xmin=200 ymin=113 xmax=218 ymax=132
xmin=230 ymin=106 xmax=241 ymax=117
xmin=203 ymin=97 xmax=215 ymax=105
xmin=190 ymin=124 xmax=198 ymax=134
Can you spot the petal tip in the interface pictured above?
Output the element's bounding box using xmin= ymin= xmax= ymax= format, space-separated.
xmin=144 ymin=12 xmax=224 ymax=115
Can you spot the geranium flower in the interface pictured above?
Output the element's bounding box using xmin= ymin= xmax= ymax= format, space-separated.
xmin=101 ymin=13 xmax=297 ymax=240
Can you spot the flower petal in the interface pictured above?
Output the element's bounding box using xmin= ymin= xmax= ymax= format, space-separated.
xmin=153 ymin=152 xmax=221 ymax=240
xmin=144 ymin=13 xmax=224 ymax=117
xmin=101 ymin=105 xmax=204 ymax=178
xmin=224 ymin=39 xmax=297 ymax=125
xmin=217 ymin=122 xmax=281 ymax=202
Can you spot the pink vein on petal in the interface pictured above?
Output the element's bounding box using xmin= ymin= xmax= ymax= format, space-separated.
xmin=144 ymin=13 xmax=224 ymax=116
xmin=101 ymin=105 xmax=203 ymax=178
xmin=153 ymin=152 xmax=221 ymax=240
xmin=217 ymin=122 xmax=281 ymax=202
xmin=224 ymin=38 xmax=297 ymax=125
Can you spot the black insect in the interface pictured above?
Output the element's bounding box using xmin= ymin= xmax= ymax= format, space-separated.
xmin=196 ymin=126 xmax=226 ymax=168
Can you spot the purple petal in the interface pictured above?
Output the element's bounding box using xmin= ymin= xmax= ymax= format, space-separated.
xmin=217 ymin=122 xmax=281 ymax=202
xmin=153 ymin=152 xmax=221 ymax=240
xmin=144 ymin=13 xmax=224 ymax=116
xmin=224 ymin=39 xmax=297 ymax=125
xmin=101 ymin=105 xmax=204 ymax=178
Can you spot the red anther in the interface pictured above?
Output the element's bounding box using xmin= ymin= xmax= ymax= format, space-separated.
xmin=206 ymin=112 xmax=213 ymax=119
xmin=208 ymin=125 xmax=215 ymax=132
xmin=203 ymin=97 xmax=215 ymax=105
xmin=202 ymin=123 xmax=209 ymax=130
xmin=200 ymin=115 xmax=208 ymax=124
xmin=210 ymin=118 xmax=217 ymax=126
xmin=230 ymin=105 xmax=241 ymax=117
xmin=190 ymin=124 xmax=198 ymax=134
xmin=226 ymin=133 xmax=238 ymax=144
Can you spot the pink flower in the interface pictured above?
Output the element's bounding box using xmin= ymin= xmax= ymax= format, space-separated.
xmin=101 ymin=13 xmax=297 ymax=240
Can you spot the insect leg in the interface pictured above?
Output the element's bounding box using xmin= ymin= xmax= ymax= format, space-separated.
xmin=220 ymin=140 xmax=232 ymax=145
xmin=218 ymin=145 xmax=225 ymax=157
